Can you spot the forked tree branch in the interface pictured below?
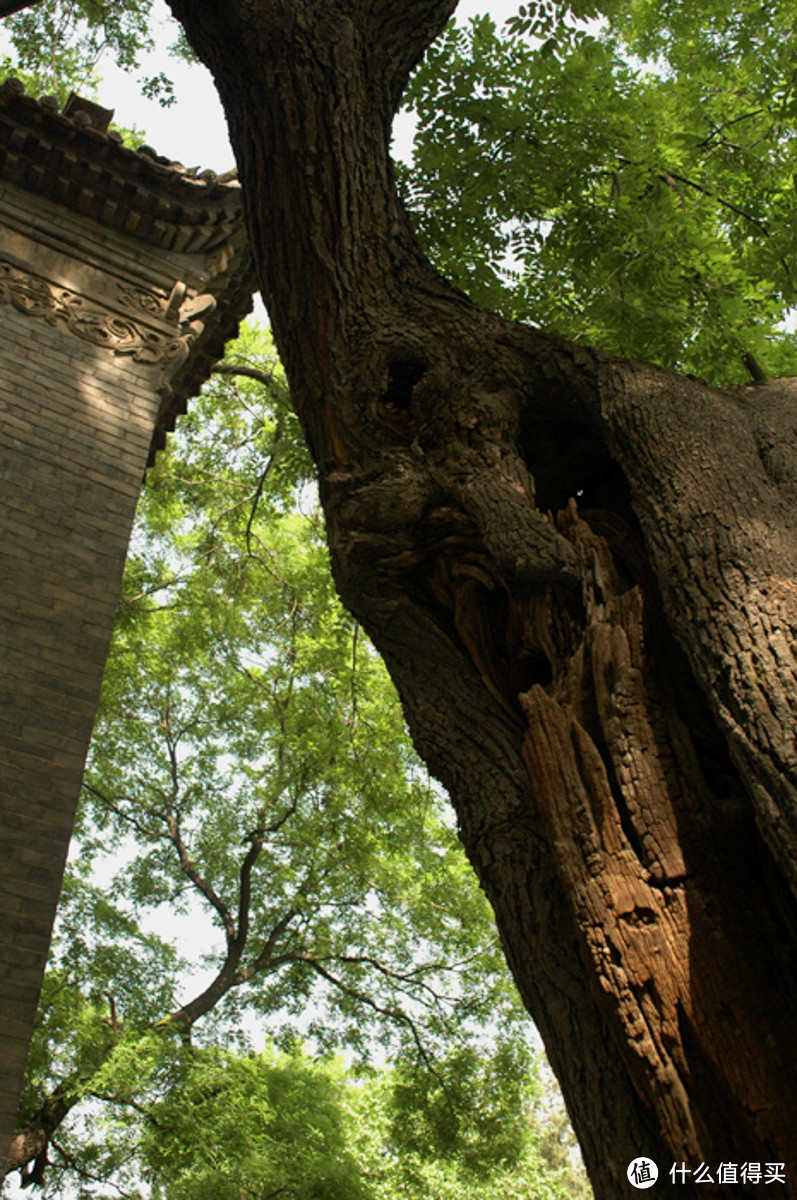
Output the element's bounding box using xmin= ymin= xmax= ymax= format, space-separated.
xmin=50 ymin=1137 xmax=140 ymax=1200
xmin=294 ymin=954 xmax=446 ymax=1082
xmin=6 ymin=1069 xmax=93 ymax=1179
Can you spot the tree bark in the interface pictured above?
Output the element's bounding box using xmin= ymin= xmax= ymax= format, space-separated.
xmin=0 ymin=0 xmax=42 ymax=17
xmin=166 ymin=2 xmax=797 ymax=1194
xmin=6 ymin=1073 xmax=84 ymax=1183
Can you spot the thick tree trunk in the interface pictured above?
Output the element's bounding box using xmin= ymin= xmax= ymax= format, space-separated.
xmin=167 ymin=2 xmax=797 ymax=1194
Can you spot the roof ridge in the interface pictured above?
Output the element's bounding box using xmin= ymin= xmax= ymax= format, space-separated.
xmin=0 ymin=76 xmax=239 ymax=190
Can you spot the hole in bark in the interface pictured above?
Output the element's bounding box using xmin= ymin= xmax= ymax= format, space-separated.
xmin=519 ymin=415 xmax=651 ymax=593
xmin=518 ymin=415 xmax=629 ymax=515
xmin=514 ymin=652 xmax=553 ymax=693
xmin=619 ymin=905 xmax=659 ymax=927
xmin=380 ymin=359 xmax=425 ymax=412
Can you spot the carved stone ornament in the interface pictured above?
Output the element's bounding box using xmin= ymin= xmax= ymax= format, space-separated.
xmin=116 ymin=281 xmax=170 ymax=319
xmin=0 ymin=259 xmax=196 ymax=370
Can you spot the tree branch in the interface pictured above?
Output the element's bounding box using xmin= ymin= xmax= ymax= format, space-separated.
xmin=364 ymin=0 xmax=459 ymax=113
xmin=166 ymin=905 xmax=297 ymax=1029
xmin=87 ymin=1091 xmax=165 ymax=1131
xmin=235 ymin=908 xmax=298 ymax=982
xmin=211 ymin=363 xmax=279 ymax=389
xmin=50 ymin=1138 xmax=139 ymax=1200
xmin=333 ymin=952 xmax=454 ymax=1001
xmin=82 ymin=781 xmax=164 ymax=841
xmin=163 ymin=807 xmax=236 ymax=946
xmin=294 ymin=954 xmax=440 ymax=1070
xmin=231 ymin=815 xmax=268 ymax=959
xmin=615 ymin=153 xmax=772 ymax=237
xmin=243 ymin=419 xmax=283 ymax=556
xmin=6 ymin=1071 xmax=89 ymax=1180
xmin=157 ymin=699 xmax=237 ymax=948
xmin=662 ymin=167 xmax=770 ymax=235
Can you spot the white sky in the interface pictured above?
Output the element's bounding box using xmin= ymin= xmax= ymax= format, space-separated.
xmin=93 ymin=0 xmax=522 ymax=171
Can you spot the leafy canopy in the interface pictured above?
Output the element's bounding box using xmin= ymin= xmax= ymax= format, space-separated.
xmin=0 ymin=0 xmax=190 ymax=109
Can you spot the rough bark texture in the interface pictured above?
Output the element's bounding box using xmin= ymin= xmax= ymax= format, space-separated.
xmin=166 ymin=2 xmax=797 ymax=1194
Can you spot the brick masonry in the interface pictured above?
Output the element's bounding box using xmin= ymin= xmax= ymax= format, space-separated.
xmin=0 ymin=298 xmax=159 ymax=1169
xmin=0 ymin=83 xmax=253 ymax=1182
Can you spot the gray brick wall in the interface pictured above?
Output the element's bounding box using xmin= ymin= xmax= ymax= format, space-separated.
xmin=0 ymin=297 xmax=162 ymax=1175
xmin=0 ymin=107 xmax=251 ymax=1174
xmin=0 ymin=186 xmax=195 ymax=1175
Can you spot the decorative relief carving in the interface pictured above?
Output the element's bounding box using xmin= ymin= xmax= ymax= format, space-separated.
xmin=0 ymin=260 xmax=198 ymax=371
xmin=116 ymin=282 xmax=169 ymax=319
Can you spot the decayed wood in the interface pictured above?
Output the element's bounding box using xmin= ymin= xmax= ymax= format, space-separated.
xmin=592 ymin=364 xmax=797 ymax=897
xmin=522 ymin=509 xmax=797 ymax=1167
xmin=166 ymin=2 xmax=797 ymax=1193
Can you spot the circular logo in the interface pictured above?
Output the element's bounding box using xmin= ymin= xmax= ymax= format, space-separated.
xmin=627 ymin=1157 xmax=659 ymax=1189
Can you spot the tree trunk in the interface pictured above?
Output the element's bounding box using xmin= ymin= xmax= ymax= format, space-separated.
xmin=6 ymin=1073 xmax=84 ymax=1183
xmin=166 ymin=2 xmax=797 ymax=1194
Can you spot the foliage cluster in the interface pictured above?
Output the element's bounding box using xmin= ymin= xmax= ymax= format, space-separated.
xmin=13 ymin=326 xmax=588 ymax=1199
xmin=401 ymin=0 xmax=797 ymax=383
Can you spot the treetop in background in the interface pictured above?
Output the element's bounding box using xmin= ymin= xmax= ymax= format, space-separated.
xmin=9 ymin=325 xmax=586 ymax=1198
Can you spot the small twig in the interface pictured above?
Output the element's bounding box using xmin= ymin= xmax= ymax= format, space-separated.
xmin=155 ymin=721 xmax=236 ymax=947
xmin=244 ymin=426 xmax=283 ymax=556
xmin=103 ymin=992 xmax=120 ymax=1038
xmin=82 ymin=781 xmax=164 ymax=841
xmin=615 ymin=153 xmax=771 ymax=235
xmin=88 ymin=1090 xmax=166 ymax=1130
xmin=349 ymin=623 xmax=361 ymax=733
xmin=294 ymin=955 xmax=444 ymax=1080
